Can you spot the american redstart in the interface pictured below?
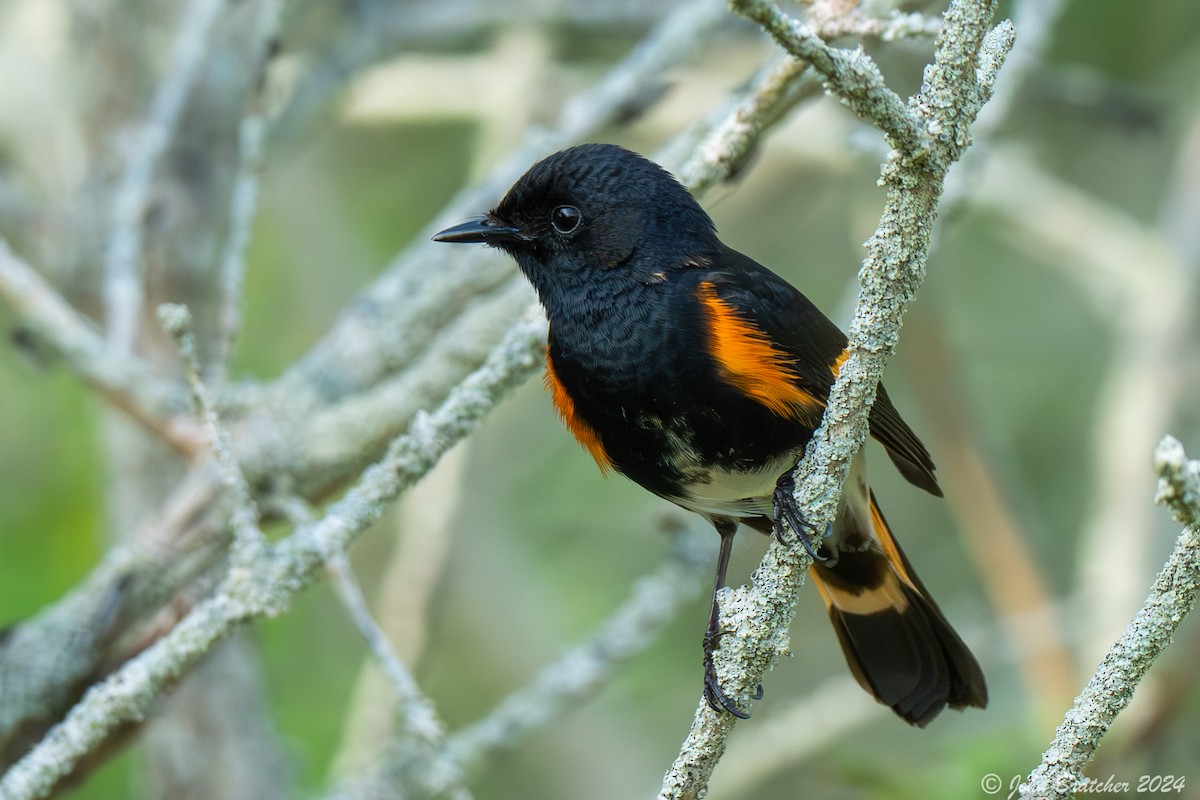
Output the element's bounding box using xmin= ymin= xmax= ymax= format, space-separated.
xmin=434 ymin=143 xmax=986 ymax=725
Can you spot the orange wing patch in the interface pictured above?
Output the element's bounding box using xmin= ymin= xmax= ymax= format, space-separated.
xmin=544 ymin=350 xmax=612 ymax=474
xmin=697 ymin=281 xmax=824 ymax=418
xmin=830 ymin=348 xmax=849 ymax=378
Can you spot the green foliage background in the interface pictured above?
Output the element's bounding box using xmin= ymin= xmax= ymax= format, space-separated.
xmin=2 ymin=0 xmax=1200 ymax=797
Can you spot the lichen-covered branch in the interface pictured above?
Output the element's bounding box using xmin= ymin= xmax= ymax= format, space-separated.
xmin=0 ymin=311 xmax=547 ymax=800
xmin=677 ymin=55 xmax=816 ymax=194
xmin=159 ymin=303 xmax=267 ymax=559
xmin=0 ymin=239 xmax=198 ymax=453
xmin=103 ymin=0 xmax=227 ymax=357
xmin=659 ymin=2 xmax=1014 ymax=796
xmin=0 ymin=0 xmax=729 ymax=763
xmin=729 ymin=0 xmax=927 ymax=153
xmin=325 ymin=554 xmax=473 ymax=800
xmin=675 ymin=0 xmax=944 ymax=194
xmin=446 ymin=524 xmax=713 ymax=776
xmin=1018 ymin=436 xmax=1200 ymax=799
xmin=327 ymin=523 xmax=714 ymax=800
xmin=0 ymin=0 xmax=1009 ymax=795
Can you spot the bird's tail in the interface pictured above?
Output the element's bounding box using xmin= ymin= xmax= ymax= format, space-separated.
xmin=808 ymin=491 xmax=987 ymax=726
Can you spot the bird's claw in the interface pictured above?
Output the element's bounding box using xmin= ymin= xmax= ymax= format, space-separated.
xmin=772 ymin=472 xmax=836 ymax=564
xmin=703 ymin=626 xmax=751 ymax=718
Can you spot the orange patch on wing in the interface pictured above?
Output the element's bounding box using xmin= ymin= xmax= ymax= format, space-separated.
xmin=830 ymin=349 xmax=849 ymax=378
xmin=697 ymin=282 xmax=823 ymax=418
xmin=544 ymin=350 xmax=612 ymax=474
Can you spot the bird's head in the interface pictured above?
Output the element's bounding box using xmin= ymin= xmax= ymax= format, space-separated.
xmin=434 ymin=144 xmax=717 ymax=299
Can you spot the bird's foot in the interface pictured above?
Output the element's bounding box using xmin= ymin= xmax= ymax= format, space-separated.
xmin=772 ymin=471 xmax=836 ymax=564
xmin=702 ymin=625 xmax=757 ymax=718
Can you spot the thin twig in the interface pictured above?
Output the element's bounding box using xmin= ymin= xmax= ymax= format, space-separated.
xmin=325 ymin=554 xmax=438 ymax=737
xmin=326 ymin=554 xmax=473 ymax=800
xmin=676 ymin=55 xmax=816 ymax=195
xmin=676 ymin=2 xmax=948 ymax=194
xmin=1018 ymin=437 xmax=1200 ymax=799
xmin=330 ymin=447 xmax=468 ymax=781
xmin=214 ymin=0 xmax=283 ymax=383
xmin=158 ymin=303 xmax=267 ymax=558
xmin=0 ymin=309 xmax=547 ymax=800
xmin=445 ymin=524 xmax=713 ymax=775
xmin=0 ymin=238 xmax=199 ymax=453
xmin=103 ymin=0 xmax=227 ymax=356
xmin=729 ymin=0 xmax=927 ymax=154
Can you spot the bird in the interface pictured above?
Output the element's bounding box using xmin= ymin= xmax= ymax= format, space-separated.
xmin=433 ymin=143 xmax=987 ymax=726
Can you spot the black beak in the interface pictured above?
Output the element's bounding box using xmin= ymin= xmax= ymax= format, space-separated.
xmin=432 ymin=215 xmax=527 ymax=244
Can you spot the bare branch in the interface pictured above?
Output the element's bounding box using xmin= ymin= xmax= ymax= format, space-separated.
xmin=215 ymin=0 xmax=284 ymax=382
xmin=0 ymin=310 xmax=547 ymax=800
xmin=326 ymin=554 xmax=473 ymax=800
xmin=0 ymin=238 xmax=199 ymax=453
xmin=103 ymin=0 xmax=227 ymax=356
xmin=445 ymin=524 xmax=712 ymax=775
xmin=659 ymin=2 xmax=1013 ymax=796
xmin=1018 ymin=437 xmax=1200 ymax=799
xmin=331 ymin=449 xmax=467 ymax=780
xmin=325 ymin=555 xmax=436 ymax=739
xmin=729 ymin=0 xmax=927 ymax=153
xmin=676 ymin=56 xmax=817 ymax=194
xmin=158 ymin=303 xmax=267 ymax=559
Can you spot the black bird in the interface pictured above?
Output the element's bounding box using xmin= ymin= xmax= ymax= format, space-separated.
xmin=434 ymin=143 xmax=986 ymax=726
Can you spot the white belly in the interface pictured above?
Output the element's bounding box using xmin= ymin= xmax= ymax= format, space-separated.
xmin=669 ymin=448 xmax=872 ymax=538
xmin=668 ymin=452 xmax=800 ymax=520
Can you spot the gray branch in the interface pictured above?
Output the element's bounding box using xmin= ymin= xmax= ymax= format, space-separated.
xmin=325 ymin=553 xmax=473 ymax=800
xmin=158 ymin=303 xmax=267 ymax=559
xmin=1018 ymin=437 xmax=1200 ymax=799
xmin=446 ymin=524 xmax=713 ymax=776
xmin=0 ymin=0 xmax=728 ymax=767
xmin=0 ymin=311 xmax=547 ymax=800
xmin=659 ymin=2 xmax=1014 ymax=796
xmin=730 ymin=0 xmax=928 ymax=153
xmin=103 ymin=0 xmax=227 ymax=356
xmin=0 ymin=239 xmax=197 ymax=451
xmin=0 ymin=0 xmax=1011 ymax=795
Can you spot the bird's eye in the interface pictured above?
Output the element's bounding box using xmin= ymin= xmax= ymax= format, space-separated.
xmin=550 ymin=205 xmax=582 ymax=235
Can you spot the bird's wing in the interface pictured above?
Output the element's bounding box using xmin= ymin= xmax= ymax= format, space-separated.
xmin=699 ymin=246 xmax=941 ymax=496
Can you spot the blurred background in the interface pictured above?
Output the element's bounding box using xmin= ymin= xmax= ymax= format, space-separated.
xmin=1 ymin=0 xmax=1199 ymax=797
